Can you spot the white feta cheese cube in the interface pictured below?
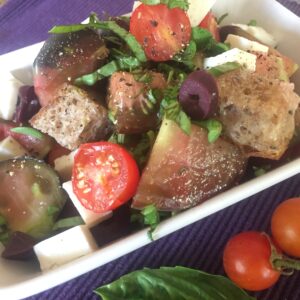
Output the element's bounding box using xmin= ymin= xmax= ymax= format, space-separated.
xmin=203 ymin=48 xmax=257 ymax=72
xmin=225 ymin=34 xmax=269 ymax=53
xmin=187 ymin=0 xmax=216 ymax=26
xmin=232 ymin=23 xmax=277 ymax=48
xmin=0 ymin=136 xmax=27 ymax=161
xmin=0 ymin=72 xmax=23 ymax=120
xmin=54 ymin=150 xmax=77 ymax=182
xmin=34 ymin=225 xmax=98 ymax=272
xmin=62 ymin=181 xmax=112 ymax=228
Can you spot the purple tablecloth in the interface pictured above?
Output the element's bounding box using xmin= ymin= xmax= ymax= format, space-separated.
xmin=1 ymin=1 xmax=300 ymax=299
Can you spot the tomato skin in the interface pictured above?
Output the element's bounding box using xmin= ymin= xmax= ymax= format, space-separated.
xmin=199 ymin=12 xmax=220 ymax=42
xmin=223 ymin=231 xmax=280 ymax=291
xmin=72 ymin=142 xmax=139 ymax=213
xmin=130 ymin=4 xmax=191 ymax=61
xmin=271 ymin=197 xmax=300 ymax=257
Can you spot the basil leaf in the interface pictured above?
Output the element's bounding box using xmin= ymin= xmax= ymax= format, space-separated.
xmin=10 ymin=127 xmax=44 ymax=140
xmin=195 ymin=119 xmax=222 ymax=143
xmin=173 ymin=40 xmax=197 ymax=70
xmin=141 ymin=0 xmax=189 ymax=10
xmin=208 ymin=62 xmax=241 ymax=77
xmin=192 ymin=27 xmax=229 ymax=56
xmin=248 ymin=19 xmax=257 ymax=26
xmin=75 ymin=57 xmax=141 ymax=85
xmin=217 ymin=13 xmax=229 ymax=25
xmin=94 ymin=266 xmax=255 ymax=300
xmin=52 ymin=216 xmax=84 ymax=231
xmin=50 ymin=18 xmax=146 ymax=63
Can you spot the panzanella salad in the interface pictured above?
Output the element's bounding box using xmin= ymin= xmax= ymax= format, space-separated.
xmin=1 ymin=0 xmax=300 ymax=271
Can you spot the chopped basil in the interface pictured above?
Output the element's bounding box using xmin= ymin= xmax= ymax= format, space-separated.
xmin=50 ymin=16 xmax=147 ymax=63
xmin=52 ymin=216 xmax=84 ymax=231
xmin=173 ymin=40 xmax=197 ymax=70
xmin=0 ymin=215 xmax=6 ymax=226
xmin=248 ymin=19 xmax=257 ymax=26
xmin=94 ymin=266 xmax=255 ymax=300
xmin=47 ymin=205 xmax=60 ymax=216
xmin=140 ymin=0 xmax=189 ymax=10
xmin=132 ymin=70 xmax=153 ymax=84
xmin=192 ymin=27 xmax=229 ymax=56
xmin=10 ymin=127 xmax=44 ymax=140
xmin=253 ymin=165 xmax=271 ymax=177
xmin=217 ymin=13 xmax=229 ymax=25
xmin=195 ymin=119 xmax=223 ymax=143
xmin=75 ymin=56 xmax=141 ymax=85
xmin=208 ymin=62 xmax=241 ymax=77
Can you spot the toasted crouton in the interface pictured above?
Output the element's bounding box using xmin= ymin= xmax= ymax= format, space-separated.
xmin=217 ymin=69 xmax=300 ymax=160
xmin=30 ymin=84 xmax=111 ymax=150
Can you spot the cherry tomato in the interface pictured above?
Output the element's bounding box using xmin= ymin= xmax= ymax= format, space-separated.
xmin=199 ymin=12 xmax=220 ymax=42
xmin=47 ymin=142 xmax=71 ymax=166
xmin=271 ymin=197 xmax=300 ymax=257
xmin=130 ymin=4 xmax=191 ymax=61
xmin=72 ymin=142 xmax=139 ymax=213
xmin=223 ymin=231 xmax=280 ymax=291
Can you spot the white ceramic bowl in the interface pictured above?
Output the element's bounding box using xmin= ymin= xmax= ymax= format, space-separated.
xmin=1 ymin=0 xmax=300 ymax=298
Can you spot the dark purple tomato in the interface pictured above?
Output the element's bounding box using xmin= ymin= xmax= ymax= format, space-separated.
xmin=14 ymin=86 xmax=40 ymax=124
xmin=34 ymin=29 xmax=108 ymax=106
xmin=179 ymin=70 xmax=219 ymax=120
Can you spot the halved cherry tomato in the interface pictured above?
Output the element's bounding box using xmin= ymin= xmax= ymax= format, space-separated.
xmin=199 ymin=12 xmax=220 ymax=42
xmin=130 ymin=4 xmax=191 ymax=61
xmin=72 ymin=142 xmax=139 ymax=213
xmin=47 ymin=142 xmax=71 ymax=166
xmin=271 ymin=197 xmax=300 ymax=257
xmin=223 ymin=231 xmax=280 ymax=291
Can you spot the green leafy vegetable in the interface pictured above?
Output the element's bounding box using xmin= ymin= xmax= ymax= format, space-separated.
xmin=253 ymin=165 xmax=271 ymax=177
xmin=195 ymin=119 xmax=222 ymax=143
xmin=50 ymin=15 xmax=146 ymax=63
xmin=248 ymin=19 xmax=257 ymax=26
xmin=217 ymin=13 xmax=229 ymax=25
xmin=47 ymin=205 xmax=60 ymax=216
xmin=75 ymin=56 xmax=141 ymax=85
xmin=141 ymin=204 xmax=160 ymax=240
xmin=52 ymin=216 xmax=84 ymax=231
xmin=10 ymin=127 xmax=44 ymax=140
xmin=140 ymin=0 xmax=189 ymax=10
xmin=173 ymin=40 xmax=197 ymax=69
xmin=208 ymin=62 xmax=241 ymax=77
xmin=94 ymin=266 xmax=255 ymax=300
xmin=192 ymin=27 xmax=229 ymax=56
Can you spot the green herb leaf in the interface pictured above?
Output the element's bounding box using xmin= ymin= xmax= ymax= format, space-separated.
xmin=52 ymin=216 xmax=84 ymax=231
xmin=94 ymin=266 xmax=255 ymax=300
xmin=10 ymin=127 xmax=44 ymax=140
xmin=217 ymin=13 xmax=229 ymax=25
xmin=173 ymin=40 xmax=197 ymax=69
xmin=248 ymin=19 xmax=257 ymax=26
xmin=141 ymin=204 xmax=160 ymax=241
xmin=195 ymin=119 xmax=222 ymax=143
xmin=47 ymin=205 xmax=60 ymax=216
xmin=0 ymin=215 xmax=6 ymax=226
xmin=75 ymin=56 xmax=141 ymax=85
xmin=192 ymin=27 xmax=229 ymax=56
xmin=50 ymin=18 xmax=147 ymax=63
xmin=208 ymin=62 xmax=241 ymax=77
xmin=253 ymin=165 xmax=271 ymax=177
xmin=140 ymin=0 xmax=189 ymax=10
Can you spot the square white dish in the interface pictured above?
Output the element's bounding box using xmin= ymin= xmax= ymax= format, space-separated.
xmin=1 ymin=0 xmax=300 ymax=298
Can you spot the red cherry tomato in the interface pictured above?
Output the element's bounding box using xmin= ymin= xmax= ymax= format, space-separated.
xmin=223 ymin=231 xmax=280 ymax=291
xmin=47 ymin=142 xmax=71 ymax=166
xmin=130 ymin=4 xmax=191 ymax=61
xmin=72 ymin=142 xmax=139 ymax=213
xmin=271 ymin=197 xmax=300 ymax=257
xmin=199 ymin=12 xmax=220 ymax=42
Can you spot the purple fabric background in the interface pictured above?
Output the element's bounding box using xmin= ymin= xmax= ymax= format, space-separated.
xmin=1 ymin=0 xmax=300 ymax=299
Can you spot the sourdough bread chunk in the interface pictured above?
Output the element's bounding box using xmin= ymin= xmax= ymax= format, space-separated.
xmin=30 ymin=84 xmax=111 ymax=150
xmin=217 ymin=69 xmax=300 ymax=159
